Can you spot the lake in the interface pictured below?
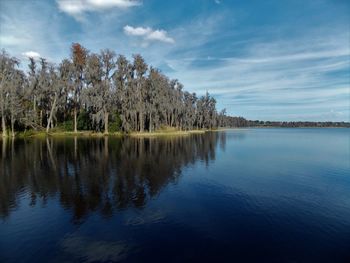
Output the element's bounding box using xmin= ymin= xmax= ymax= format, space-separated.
xmin=0 ymin=128 xmax=349 ymax=263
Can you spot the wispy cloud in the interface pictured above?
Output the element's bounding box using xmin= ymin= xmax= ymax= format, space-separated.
xmin=56 ymin=0 xmax=140 ymax=20
xmin=0 ymin=1 xmax=68 ymax=64
xmin=163 ymin=29 xmax=350 ymax=121
xmin=124 ymin=25 xmax=175 ymax=44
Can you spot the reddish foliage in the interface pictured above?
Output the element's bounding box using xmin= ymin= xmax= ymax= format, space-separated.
xmin=71 ymin=43 xmax=87 ymax=67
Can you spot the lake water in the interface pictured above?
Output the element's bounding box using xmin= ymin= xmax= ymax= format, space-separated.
xmin=0 ymin=129 xmax=349 ymax=263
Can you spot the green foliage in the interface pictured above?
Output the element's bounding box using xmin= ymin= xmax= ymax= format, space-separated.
xmin=109 ymin=112 xmax=122 ymax=132
xmin=58 ymin=120 xmax=73 ymax=131
xmin=77 ymin=110 xmax=91 ymax=130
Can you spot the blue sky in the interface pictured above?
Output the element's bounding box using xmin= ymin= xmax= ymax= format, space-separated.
xmin=0 ymin=0 xmax=349 ymax=121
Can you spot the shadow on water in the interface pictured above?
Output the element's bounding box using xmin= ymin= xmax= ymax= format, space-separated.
xmin=0 ymin=132 xmax=225 ymax=223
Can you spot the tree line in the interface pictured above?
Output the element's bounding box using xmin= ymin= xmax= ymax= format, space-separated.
xmin=249 ymin=120 xmax=350 ymax=128
xmin=0 ymin=44 xmax=226 ymax=137
xmin=222 ymin=118 xmax=350 ymax=128
xmin=217 ymin=113 xmax=349 ymax=128
xmin=1 ymin=44 xmax=348 ymax=137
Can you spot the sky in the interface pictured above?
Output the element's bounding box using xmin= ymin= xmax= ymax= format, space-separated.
xmin=0 ymin=0 xmax=349 ymax=121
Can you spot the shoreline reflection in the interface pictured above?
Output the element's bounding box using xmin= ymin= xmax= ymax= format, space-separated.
xmin=0 ymin=132 xmax=226 ymax=222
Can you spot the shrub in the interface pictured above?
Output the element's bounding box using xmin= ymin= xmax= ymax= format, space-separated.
xmin=77 ymin=109 xmax=91 ymax=130
xmin=109 ymin=112 xmax=122 ymax=132
xmin=58 ymin=120 xmax=73 ymax=131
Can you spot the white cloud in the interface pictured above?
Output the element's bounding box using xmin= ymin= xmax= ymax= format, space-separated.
xmin=22 ymin=51 xmax=41 ymax=59
xmin=124 ymin=25 xmax=152 ymax=36
xmin=146 ymin=30 xmax=175 ymax=44
xmin=56 ymin=0 xmax=140 ymax=18
xmin=214 ymin=0 xmax=221 ymax=4
xmin=124 ymin=25 xmax=175 ymax=44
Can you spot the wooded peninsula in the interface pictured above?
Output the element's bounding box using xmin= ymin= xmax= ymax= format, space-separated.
xmin=1 ymin=43 xmax=349 ymax=138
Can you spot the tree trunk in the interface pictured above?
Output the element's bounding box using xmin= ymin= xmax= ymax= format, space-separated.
xmin=40 ymin=110 xmax=43 ymax=127
xmin=140 ymin=112 xmax=144 ymax=132
xmin=149 ymin=113 xmax=152 ymax=132
xmin=33 ymin=95 xmax=37 ymax=127
xmin=104 ymin=111 xmax=109 ymax=134
xmin=10 ymin=115 xmax=15 ymax=137
xmin=74 ymin=108 xmax=78 ymax=133
xmin=46 ymin=94 xmax=57 ymax=133
xmin=2 ymin=114 xmax=7 ymax=137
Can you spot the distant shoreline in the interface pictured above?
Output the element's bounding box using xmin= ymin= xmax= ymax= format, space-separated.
xmin=237 ymin=126 xmax=350 ymax=129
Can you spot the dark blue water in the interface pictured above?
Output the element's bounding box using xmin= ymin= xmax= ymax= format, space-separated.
xmin=0 ymin=129 xmax=349 ymax=263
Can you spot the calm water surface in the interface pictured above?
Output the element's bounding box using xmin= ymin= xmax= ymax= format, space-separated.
xmin=0 ymin=129 xmax=349 ymax=263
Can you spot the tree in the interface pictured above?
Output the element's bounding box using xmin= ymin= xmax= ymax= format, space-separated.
xmin=100 ymin=49 xmax=116 ymax=134
xmin=58 ymin=59 xmax=73 ymax=128
xmin=0 ymin=51 xmax=19 ymax=137
xmin=183 ymin=91 xmax=197 ymax=130
xmin=45 ymin=65 xmax=61 ymax=132
xmin=27 ymin=57 xmax=39 ymax=127
xmin=71 ymin=43 xmax=88 ymax=133
xmin=114 ymin=55 xmax=132 ymax=132
xmin=36 ymin=58 xmax=50 ymax=128
xmin=133 ymin=54 xmax=148 ymax=132
xmin=146 ymin=67 xmax=160 ymax=132
xmin=218 ymin=108 xmax=227 ymax=127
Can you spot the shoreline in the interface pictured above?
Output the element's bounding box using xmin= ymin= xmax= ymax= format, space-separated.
xmin=1 ymin=126 xmax=348 ymax=139
xmin=2 ymin=129 xmax=208 ymax=139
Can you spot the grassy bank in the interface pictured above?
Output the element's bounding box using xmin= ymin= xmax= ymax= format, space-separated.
xmin=14 ymin=130 xmax=123 ymax=139
xmin=129 ymin=129 xmax=205 ymax=137
xmin=7 ymin=128 xmax=208 ymax=139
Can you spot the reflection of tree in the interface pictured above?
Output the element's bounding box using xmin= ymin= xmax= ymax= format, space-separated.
xmin=0 ymin=132 xmax=225 ymax=222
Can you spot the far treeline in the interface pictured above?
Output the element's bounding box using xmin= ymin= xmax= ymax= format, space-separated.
xmin=1 ymin=43 xmax=236 ymax=137
xmin=222 ymin=118 xmax=350 ymax=128
xmin=0 ymin=44 xmax=348 ymax=137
